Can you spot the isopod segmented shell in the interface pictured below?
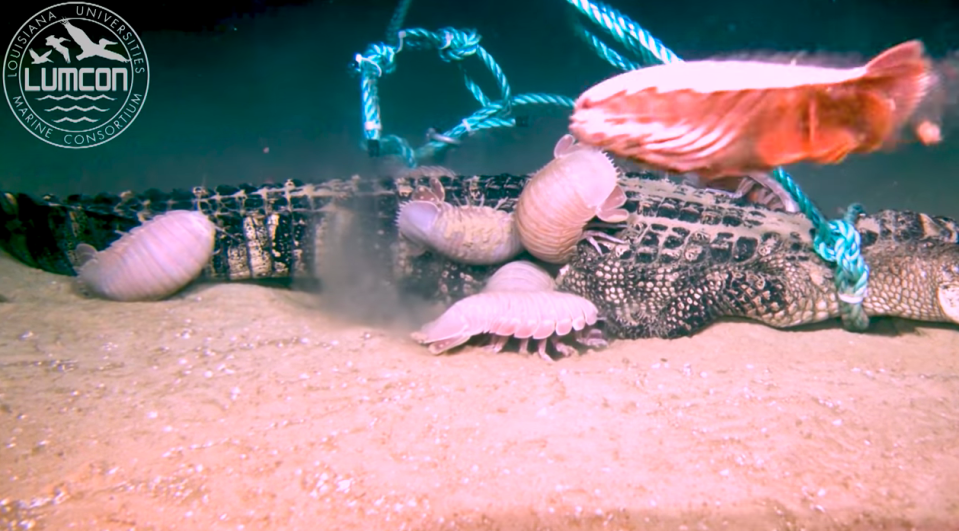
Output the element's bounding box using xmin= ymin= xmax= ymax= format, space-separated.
xmin=411 ymin=260 xmax=605 ymax=359
xmin=411 ymin=290 xmax=600 ymax=356
xmin=514 ymin=134 xmax=628 ymax=264
xmin=483 ymin=260 xmax=555 ymax=292
xmin=396 ymin=178 xmax=524 ymax=266
xmin=74 ymin=210 xmax=217 ymax=302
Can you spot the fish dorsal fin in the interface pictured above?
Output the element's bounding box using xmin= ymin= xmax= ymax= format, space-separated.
xmin=72 ymin=243 xmax=99 ymax=269
xmin=865 ymin=40 xmax=925 ymax=75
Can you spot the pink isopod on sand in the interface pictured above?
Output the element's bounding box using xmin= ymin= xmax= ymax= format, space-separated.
xmin=514 ymin=134 xmax=629 ymax=264
xmin=74 ymin=210 xmax=217 ymax=302
xmin=411 ymin=260 xmax=607 ymax=360
xmin=396 ymin=176 xmax=523 ymax=265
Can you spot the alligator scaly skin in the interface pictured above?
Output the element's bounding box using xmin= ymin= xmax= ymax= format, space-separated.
xmin=558 ymin=175 xmax=959 ymax=338
xmin=2 ymin=172 xmax=959 ymax=338
xmin=0 ymin=173 xmax=528 ymax=303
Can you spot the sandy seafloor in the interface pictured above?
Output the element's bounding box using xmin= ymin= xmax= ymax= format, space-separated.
xmin=1 ymin=246 xmax=958 ymax=530
xmin=2 ymin=1 xmax=959 ymax=528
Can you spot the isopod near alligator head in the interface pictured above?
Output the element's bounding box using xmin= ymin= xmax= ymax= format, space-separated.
xmin=411 ymin=260 xmax=608 ymax=361
xmin=514 ymin=134 xmax=629 ymax=264
xmin=396 ymin=176 xmax=524 ymax=266
xmin=74 ymin=210 xmax=217 ymax=302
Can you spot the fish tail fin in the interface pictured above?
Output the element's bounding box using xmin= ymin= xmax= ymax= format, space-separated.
xmin=864 ymin=40 xmax=941 ymax=143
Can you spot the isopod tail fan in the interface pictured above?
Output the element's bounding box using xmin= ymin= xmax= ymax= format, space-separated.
xmin=596 ymin=185 xmax=629 ymax=223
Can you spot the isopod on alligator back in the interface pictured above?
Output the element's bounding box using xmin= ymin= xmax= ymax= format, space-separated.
xmin=411 ymin=260 xmax=607 ymax=360
xmin=396 ymin=177 xmax=524 ymax=266
xmin=74 ymin=210 xmax=217 ymax=302
xmin=514 ymin=134 xmax=629 ymax=264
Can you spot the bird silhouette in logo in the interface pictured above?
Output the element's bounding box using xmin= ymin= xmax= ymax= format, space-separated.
xmin=61 ymin=20 xmax=128 ymax=62
xmin=45 ymin=35 xmax=71 ymax=63
xmin=29 ymin=48 xmax=53 ymax=64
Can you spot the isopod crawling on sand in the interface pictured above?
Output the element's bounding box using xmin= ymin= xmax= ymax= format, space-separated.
xmin=73 ymin=210 xmax=217 ymax=302
xmin=396 ymin=176 xmax=524 ymax=266
xmin=411 ymin=260 xmax=607 ymax=360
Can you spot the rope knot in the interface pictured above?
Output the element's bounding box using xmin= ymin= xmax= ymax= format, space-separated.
xmin=813 ymin=206 xmax=871 ymax=328
xmin=436 ymin=27 xmax=481 ymax=62
xmin=355 ymin=42 xmax=399 ymax=78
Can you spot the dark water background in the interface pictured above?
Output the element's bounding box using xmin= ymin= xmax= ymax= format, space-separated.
xmin=1 ymin=0 xmax=957 ymax=217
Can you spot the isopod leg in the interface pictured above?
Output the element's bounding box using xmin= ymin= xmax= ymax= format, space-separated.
xmin=575 ymin=328 xmax=608 ymax=349
xmin=484 ymin=335 xmax=510 ymax=353
xmin=743 ymin=172 xmax=800 ymax=213
xmin=549 ymin=337 xmax=578 ymax=359
xmin=517 ymin=337 xmax=531 ymax=353
xmin=583 ymin=230 xmax=627 ymax=254
xmin=535 ymin=340 xmax=557 ymax=362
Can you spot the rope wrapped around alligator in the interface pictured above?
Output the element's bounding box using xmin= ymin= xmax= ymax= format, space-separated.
xmin=3 ymin=137 xmax=959 ymax=356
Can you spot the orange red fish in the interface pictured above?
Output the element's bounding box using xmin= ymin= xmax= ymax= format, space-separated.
xmin=570 ymin=40 xmax=948 ymax=210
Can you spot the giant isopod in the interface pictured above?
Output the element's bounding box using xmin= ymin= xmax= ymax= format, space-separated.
xmin=483 ymin=259 xmax=556 ymax=293
xmin=396 ymin=176 xmax=524 ymax=266
xmin=74 ymin=210 xmax=217 ymax=302
xmin=514 ymin=134 xmax=629 ymax=264
xmin=411 ymin=260 xmax=607 ymax=360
